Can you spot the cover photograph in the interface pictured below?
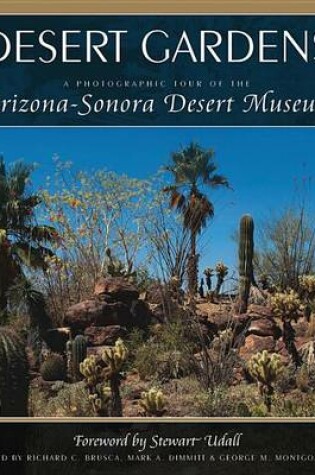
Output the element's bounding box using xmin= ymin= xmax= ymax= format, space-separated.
xmin=0 ymin=1 xmax=315 ymax=474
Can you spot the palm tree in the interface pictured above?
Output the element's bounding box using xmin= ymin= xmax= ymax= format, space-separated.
xmin=0 ymin=157 xmax=59 ymax=316
xmin=164 ymin=142 xmax=229 ymax=298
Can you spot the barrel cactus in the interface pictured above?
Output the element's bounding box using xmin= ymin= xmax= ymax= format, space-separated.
xmin=239 ymin=214 xmax=254 ymax=313
xmin=0 ymin=328 xmax=29 ymax=416
xmin=40 ymin=353 xmax=66 ymax=381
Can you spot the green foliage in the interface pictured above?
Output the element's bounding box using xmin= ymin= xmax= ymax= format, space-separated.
xmin=41 ymin=160 xmax=151 ymax=324
xmin=133 ymin=321 xmax=196 ymax=381
xmin=0 ymin=327 xmax=29 ymax=416
xmin=40 ymin=353 xmax=66 ymax=382
xmin=103 ymin=247 xmax=136 ymax=280
xmin=0 ymin=156 xmax=59 ymax=315
xmin=139 ymin=388 xmax=166 ymax=416
xmin=197 ymin=386 xmax=252 ymax=417
xmin=239 ymin=214 xmax=254 ymax=313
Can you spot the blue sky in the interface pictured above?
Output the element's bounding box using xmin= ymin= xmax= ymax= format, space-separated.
xmin=0 ymin=127 xmax=314 ymax=277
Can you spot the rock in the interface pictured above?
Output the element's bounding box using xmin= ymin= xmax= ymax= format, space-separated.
xmin=240 ymin=335 xmax=276 ymax=361
xmin=94 ymin=277 xmax=139 ymax=302
xmin=84 ymin=325 xmax=128 ymax=346
xmin=208 ymin=313 xmax=233 ymax=332
xmin=45 ymin=327 xmax=71 ymax=352
xmin=246 ymin=318 xmax=282 ymax=339
xmin=65 ymin=299 xmax=132 ymax=331
xmin=145 ymin=282 xmax=170 ymax=305
xmin=275 ymin=339 xmax=290 ymax=364
xmin=87 ymin=345 xmax=111 ymax=359
xmin=130 ymin=300 xmax=152 ymax=328
xmin=247 ymin=304 xmax=274 ymax=319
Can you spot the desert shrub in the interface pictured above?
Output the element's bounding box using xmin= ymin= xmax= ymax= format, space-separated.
xmin=275 ymin=363 xmax=296 ymax=393
xmin=272 ymin=393 xmax=315 ymax=417
xmin=254 ymin=204 xmax=315 ymax=292
xmin=133 ymin=321 xmax=197 ymax=381
xmin=30 ymin=381 xmax=95 ymax=417
xmin=307 ymin=315 xmax=315 ymax=337
xmin=296 ymin=364 xmax=311 ymax=393
xmin=197 ymin=385 xmax=253 ymax=417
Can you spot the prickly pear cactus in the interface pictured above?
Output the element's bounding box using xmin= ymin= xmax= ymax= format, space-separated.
xmin=0 ymin=328 xmax=29 ymax=416
xmin=40 ymin=353 xmax=66 ymax=381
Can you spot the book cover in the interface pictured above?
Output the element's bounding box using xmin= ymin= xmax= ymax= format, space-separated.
xmin=0 ymin=1 xmax=315 ymax=474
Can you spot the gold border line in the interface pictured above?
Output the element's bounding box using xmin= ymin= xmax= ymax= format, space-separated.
xmin=0 ymin=2 xmax=315 ymax=13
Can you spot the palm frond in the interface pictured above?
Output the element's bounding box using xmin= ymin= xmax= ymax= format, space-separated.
xmin=30 ymin=225 xmax=60 ymax=243
xmin=12 ymin=242 xmax=53 ymax=269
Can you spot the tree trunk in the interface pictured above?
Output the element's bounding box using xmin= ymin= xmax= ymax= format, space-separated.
xmin=188 ymin=231 xmax=198 ymax=300
xmin=109 ymin=375 xmax=122 ymax=417
xmin=283 ymin=319 xmax=302 ymax=367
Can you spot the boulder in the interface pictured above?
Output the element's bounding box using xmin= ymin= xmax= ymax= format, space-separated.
xmin=130 ymin=299 xmax=152 ymax=328
xmin=246 ymin=317 xmax=282 ymax=339
xmin=44 ymin=327 xmax=71 ymax=352
xmin=65 ymin=299 xmax=132 ymax=331
xmin=240 ymin=335 xmax=276 ymax=361
xmin=94 ymin=277 xmax=139 ymax=302
xmin=247 ymin=304 xmax=274 ymax=319
xmin=84 ymin=325 xmax=128 ymax=346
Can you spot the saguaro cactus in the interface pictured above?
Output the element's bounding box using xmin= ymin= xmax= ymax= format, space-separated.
xmin=67 ymin=335 xmax=88 ymax=382
xmin=0 ymin=328 xmax=29 ymax=416
xmin=239 ymin=214 xmax=254 ymax=313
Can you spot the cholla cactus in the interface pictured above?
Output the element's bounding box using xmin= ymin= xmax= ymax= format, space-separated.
xmin=139 ymin=388 xmax=166 ymax=416
xmin=270 ymin=290 xmax=303 ymax=367
xmin=80 ymin=339 xmax=128 ymax=417
xmin=212 ymin=329 xmax=234 ymax=352
xmin=101 ymin=338 xmax=128 ymax=377
xmin=270 ymin=289 xmax=303 ymax=321
xmin=299 ymin=275 xmax=315 ymax=296
xmin=248 ymin=350 xmax=283 ymax=412
xmin=215 ymin=262 xmax=228 ymax=297
xmin=101 ymin=338 xmax=128 ymax=417
xmin=80 ymin=355 xmax=110 ymax=416
xmin=80 ymin=355 xmax=102 ymax=387
xmin=299 ymin=275 xmax=315 ymax=320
